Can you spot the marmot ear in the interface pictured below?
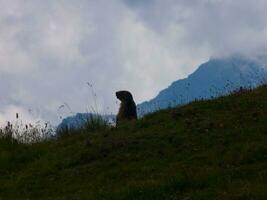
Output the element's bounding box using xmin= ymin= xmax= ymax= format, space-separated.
xmin=126 ymin=92 xmax=133 ymax=100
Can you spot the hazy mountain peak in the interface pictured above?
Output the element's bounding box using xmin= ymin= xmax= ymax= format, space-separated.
xmin=137 ymin=55 xmax=267 ymax=116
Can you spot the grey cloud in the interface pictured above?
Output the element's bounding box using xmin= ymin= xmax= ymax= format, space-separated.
xmin=124 ymin=0 xmax=267 ymax=56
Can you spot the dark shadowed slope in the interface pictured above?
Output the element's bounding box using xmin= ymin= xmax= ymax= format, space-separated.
xmin=1 ymin=85 xmax=267 ymax=200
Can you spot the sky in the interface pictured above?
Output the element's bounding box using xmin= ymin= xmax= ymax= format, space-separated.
xmin=0 ymin=0 xmax=267 ymax=125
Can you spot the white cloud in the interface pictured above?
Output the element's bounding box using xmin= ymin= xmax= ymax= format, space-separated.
xmin=0 ymin=105 xmax=41 ymax=127
xmin=0 ymin=0 xmax=266 ymax=125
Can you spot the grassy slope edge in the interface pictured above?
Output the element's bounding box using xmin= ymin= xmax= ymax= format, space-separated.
xmin=1 ymin=86 xmax=267 ymax=200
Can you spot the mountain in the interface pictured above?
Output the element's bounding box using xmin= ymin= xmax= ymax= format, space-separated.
xmin=56 ymin=113 xmax=115 ymax=134
xmin=137 ymin=55 xmax=267 ymax=116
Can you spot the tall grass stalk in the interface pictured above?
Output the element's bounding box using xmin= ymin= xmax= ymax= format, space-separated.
xmin=0 ymin=113 xmax=54 ymax=144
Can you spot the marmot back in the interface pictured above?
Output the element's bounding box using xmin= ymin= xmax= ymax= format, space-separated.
xmin=116 ymin=91 xmax=137 ymax=125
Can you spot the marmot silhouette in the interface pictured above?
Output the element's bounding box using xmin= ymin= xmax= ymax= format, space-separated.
xmin=116 ymin=91 xmax=137 ymax=124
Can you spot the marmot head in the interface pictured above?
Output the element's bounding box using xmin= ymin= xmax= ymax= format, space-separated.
xmin=116 ymin=91 xmax=134 ymax=102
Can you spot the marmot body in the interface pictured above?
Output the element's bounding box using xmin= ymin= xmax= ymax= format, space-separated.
xmin=116 ymin=91 xmax=137 ymax=124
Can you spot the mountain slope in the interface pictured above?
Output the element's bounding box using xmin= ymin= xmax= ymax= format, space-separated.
xmin=1 ymin=85 xmax=267 ymax=200
xmin=56 ymin=113 xmax=115 ymax=134
xmin=138 ymin=55 xmax=267 ymax=115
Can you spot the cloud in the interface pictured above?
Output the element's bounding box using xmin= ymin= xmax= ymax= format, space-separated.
xmin=0 ymin=0 xmax=266 ymax=125
xmin=0 ymin=105 xmax=41 ymax=127
xmin=124 ymin=0 xmax=267 ymax=56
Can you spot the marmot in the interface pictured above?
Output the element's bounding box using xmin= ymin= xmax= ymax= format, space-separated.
xmin=116 ymin=90 xmax=137 ymax=125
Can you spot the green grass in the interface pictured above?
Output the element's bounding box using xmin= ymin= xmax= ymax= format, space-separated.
xmin=1 ymin=86 xmax=267 ymax=200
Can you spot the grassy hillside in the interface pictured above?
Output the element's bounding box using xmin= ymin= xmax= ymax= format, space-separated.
xmin=1 ymin=86 xmax=267 ymax=200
